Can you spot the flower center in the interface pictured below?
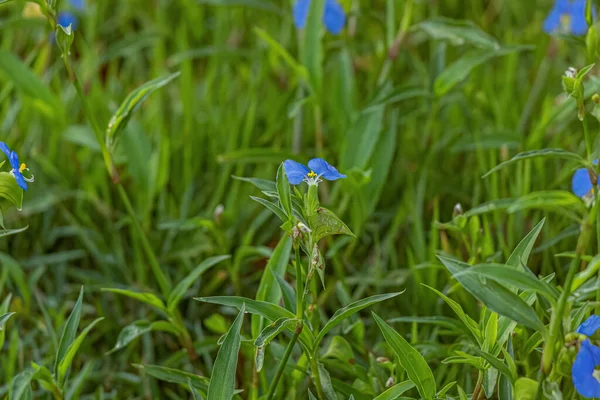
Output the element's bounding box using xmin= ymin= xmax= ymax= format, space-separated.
xmin=307 ymin=171 xmax=317 ymax=178
xmin=560 ymin=14 xmax=572 ymax=32
xmin=19 ymin=163 xmax=26 ymax=173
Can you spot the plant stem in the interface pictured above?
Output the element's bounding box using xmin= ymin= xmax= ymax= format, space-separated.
xmin=310 ymin=355 xmax=326 ymax=399
xmin=266 ymin=247 xmax=306 ymax=399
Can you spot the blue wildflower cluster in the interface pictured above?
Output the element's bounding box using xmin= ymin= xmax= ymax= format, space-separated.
xmin=544 ymin=0 xmax=590 ymax=36
xmin=292 ymin=0 xmax=346 ymax=35
xmin=283 ymin=158 xmax=345 ymax=186
xmin=0 ymin=142 xmax=33 ymax=190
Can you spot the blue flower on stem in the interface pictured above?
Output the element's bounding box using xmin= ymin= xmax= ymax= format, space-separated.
xmin=57 ymin=0 xmax=85 ymax=30
xmin=0 ymin=142 xmax=34 ymax=190
xmin=544 ymin=0 xmax=590 ymax=36
xmin=293 ymin=0 xmax=346 ymax=35
xmin=284 ymin=158 xmax=346 ymax=185
xmin=573 ymin=316 xmax=600 ymax=398
xmin=572 ymin=160 xmax=598 ymax=198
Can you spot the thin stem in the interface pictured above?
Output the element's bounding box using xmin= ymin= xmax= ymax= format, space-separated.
xmin=310 ymin=354 xmax=326 ymax=400
xmin=265 ymin=323 xmax=302 ymax=400
xmin=583 ymin=114 xmax=593 ymax=163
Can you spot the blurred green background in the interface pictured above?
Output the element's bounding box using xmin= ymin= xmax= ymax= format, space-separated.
xmin=0 ymin=0 xmax=595 ymax=398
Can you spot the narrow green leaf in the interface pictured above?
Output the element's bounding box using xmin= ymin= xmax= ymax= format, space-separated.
xmin=250 ymin=196 xmax=287 ymax=222
xmin=254 ymin=317 xmax=298 ymax=348
xmin=373 ymin=380 xmax=416 ymax=400
xmin=252 ymin=235 xmax=292 ymax=338
xmin=314 ymin=292 xmax=402 ymax=347
xmin=195 ymin=296 xmax=313 ymax=350
xmin=207 ymin=303 xmax=245 ymax=400
xmin=232 ymin=176 xmax=276 ymax=192
xmin=106 ymin=72 xmax=180 ymax=148
xmin=422 ymin=284 xmax=482 ymax=344
xmin=167 ymin=255 xmax=231 ymax=310
xmin=254 ymin=27 xmax=308 ymax=81
xmin=134 ymin=364 xmax=209 ymax=392
xmin=54 ymin=287 xmax=84 ymax=376
xmin=419 ymin=17 xmax=499 ymax=49
xmin=9 ymin=369 xmax=34 ymax=400
xmin=58 ymin=317 xmax=104 ymax=386
xmin=273 ymin=272 xmax=296 ymax=313
xmin=101 ymin=288 xmax=166 ymax=312
xmin=0 ymin=312 xmax=15 ymax=329
xmin=276 ymin=163 xmax=292 ymax=218
xmin=372 ymin=312 xmax=436 ymax=399
xmin=483 ymin=149 xmax=586 ymax=177
xmin=438 ymin=256 xmax=546 ymax=333
xmin=108 ymin=320 xmax=179 ymax=354
xmin=471 ymin=347 xmax=516 ymax=383
xmin=302 ymin=0 xmax=324 ymax=96
xmin=506 ymin=219 xmax=545 ymax=269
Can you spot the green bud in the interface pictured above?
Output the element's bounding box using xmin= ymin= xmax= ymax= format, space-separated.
xmin=306 ymin=184 xmax=320 ymax=217
xmin=587 ymin=25 xmax=598 ymax=63
xmin=55 ymin=23 xmax=74 ymax=58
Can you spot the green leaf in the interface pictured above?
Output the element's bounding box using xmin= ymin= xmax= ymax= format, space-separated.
xmin=0 ymin=312 xmax=15 ymax=330
xmin=0 ymin=225 xmax=29 ymax=237
xmin=276 ymin=163 xmax=292 ymax=219
xmin=254 ymin=27 xmax=308 ymax=82
xmin=273 ymin=272 xmax=296 ymax=313
xmin=314 ymin=292 xmax=402 ymax=347
xmin=195 ymin=296 xmax=314 ymax=350
xmin=422 ymin=284 xmax=482 ymax=344
xmin=55 ymin=23 xmax=74 ymax=57
xmin=470 ymin=347 xmax=516 ymax=383
xmin=455 ymin=264 xmax=558 ymax=304
xmin=483 ymin=149 xmax=586 ymax=178
xmin=207 ymin=303 xmax=245 ymax=400
xmin=9 ymin=369 xmax=34 ymax=400
xmin=101 ymin=288 xmax=166 ymax=312
xmin=308 ymin=207 xmax=355 ymax=243
xmin=302 ymin=0 xmax=324 ymax=96
xmin=434 ymin=46 xmax=530 ymax=96
xmin=134 ymin=364 xmax=209 ymax=392
xmin=108 ymin=320 xmax=179 ymax=354
xmin=250 ymin=196 xmax=287 ymax=222
xmin=254 ymin=317 xmax=299 ymax=372
xmin=438 ymin=256 xmax=546 ymax=333
xmin=252 ymin=236 xmax=292 ymax=337
xmin=373 ymin=380 xmax=416 ymax=400
xmin=419 ymin=17 xmax=499 ymax=49
xmin=167 ymin=255 xmax=231 ymax=310
xmin=106 ymin=72 xmax=180 ymax=148
xmin=515 ymin=377 xmax=538 ymax=400
xmin=54 ymin=287 xmax=84 ymax=376
xmin=0 ymin=172 xmax=23 ymax=210
xmin=232 ymin=176 xmax=276 ymax=192
xmin=58 ymin=317 xmax=104 ymax=386
xmin=506 ymin=219 xmax=545 ymax=269
xmin=372 ymin=312 xmax=436 ymax=399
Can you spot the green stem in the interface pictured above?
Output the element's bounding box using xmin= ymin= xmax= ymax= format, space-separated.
xmin=310 ymin=354 xmax=326 ymax=400
xmin=266 ymin=247 xmax=306 ymax=400
xmin=583 ymin=114 xmax=593 ymax=163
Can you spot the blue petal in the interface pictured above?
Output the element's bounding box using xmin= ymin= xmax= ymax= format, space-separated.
xmin=0 ymin=142 xmax=10 ymax=158
xmin=570 ymin=0 xmax=589 ymax=36
xmin=284 ymin=160 xmax=310 ymax=185
xmin=543 ymin=0 xmax=569 ymax=34
xmin=293 ymin=0 xmax=311 ymax=29
xmin=13 ymin=171 xmax=27 ymax=191
xmin=578 ymin=315 xmax=600 ymax=336
xmin=57 ymin=12 xmax=78 ymax=30
xmin=323 ymin=0 xmax=346 ymax=35
xmin=307 ymin=158 xmax=346 ymax=181
xmin=8 ymin=151 xmax=20 ymax=172
xmin=573 ymin=340 xmax=600 ymax=398
xmin=572 ymin=167 xmax=593 ymax=197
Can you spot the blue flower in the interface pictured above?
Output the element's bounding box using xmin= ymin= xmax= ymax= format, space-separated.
xmin=293 ymin=0 xmax=346 ymax=35
xmin=283 ymin=158 xmax=346 ymax=185
xmin=572 ymin=160 xmax=598 ymax=198
xmin=573 ymin=340 xmax=600 ymax=398
xmin=544 ymin=0 xmax=590 ymax=36
xmin=57 ymin=0 xmax=85 ymax=30
xmin=0 ymin=142 xmax=33 ymax=190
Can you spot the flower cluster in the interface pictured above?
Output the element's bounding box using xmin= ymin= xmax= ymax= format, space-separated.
xmin=292 ymin=0 xmax=346 ymax=35
xmin=0 ymin=142 xmax=33 ymax=190
xmin=283 ymin=158 xmax=345 ymax=186
xmin=544 ymin=0 xmax=590 ymax=36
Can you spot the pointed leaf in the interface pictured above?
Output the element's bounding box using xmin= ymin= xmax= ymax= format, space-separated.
xmin=101 ymin=288 xmax=166 ymax=312
xmin=373 ymin=380 xmax=416 ymax=400
xmin=483 ymin=149 xmax=586 ymax=178
xmin=58 ymin=317 xmax=104 ymax=386
xmin=308 ymin=207 xmax=355 ymax=243
xmin=134 ymin=364 xmax=209 ymax=391
xmin=54 ymin=287 xmax=84 ymax=376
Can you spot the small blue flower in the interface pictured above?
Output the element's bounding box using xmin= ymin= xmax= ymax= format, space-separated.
xmin=57 ymin=0 xmax=85 ymax=31
xmin=0 ymin=142 xmax=33 ymax=190
xmin=283 ymin=158 xmax=346 ymax=185
xmin=573 ymin=340 xmax=600 ymax=398
xmin=572 ymin=160 xmax=599 ymax=198
xmin=293 ymin=0 xmax=346 ymax=35
xmin=544 ymin=0 xmax=590 ymax=36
